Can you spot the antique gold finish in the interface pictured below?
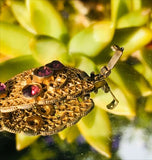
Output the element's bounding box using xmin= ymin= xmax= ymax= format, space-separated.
xmin=0 ymin=45 xmax=123 ymax=135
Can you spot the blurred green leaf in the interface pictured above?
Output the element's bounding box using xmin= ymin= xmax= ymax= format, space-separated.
xmin=112 ymin=62 xmax=152 ymax=98
xmin=0 ymin=22 xmax=33 ymax=56
xmin=111 ymin=0 xmax=129 ymax=24
xmin=69 ymin=21 xmax=114 ymax=57
xmin=75 ymin=55 xmax=98 ymax=75
xmin=131 ymin=0 xmax=142 ymax=10
xmin=16 ymin=133 xmax=39 ymax=151
xmin=95 ymin=27 xmax=152 ymax=61
xmin=113 ymin=27 xmax=152 ymax=59
xmin=0 ymin=1 xmax=152 ymax=158
xmin=141 ymin=48 xmax=152 ymax=86
xmin=0 ymin=5 xmax=16 ymax=23
xmin=26 ymin=0 xmax=68 ymax=42
xmin=58 ymin=125 xmax=80 ymax=143
xmin=0 ymin=55 xmax=39 ymax=82
xmin=145 ymin=95 xmax=152 ymax=112
xmin=19 ymin=139 xmax=55 ymax=160
xmin=142 ymin=48 xmax=152 ymax=71
xmin=77 ymin=107 xmax=111 ymax=158
xmin=133 ymin=48 xmax=152 ymax=86
xmin=30 ymin=35 xmax=73 ymax=65
xmin=117 ymin=9 xmax=150 ymax=28
xmin=11 ymin=0 xmax=36 ymax=34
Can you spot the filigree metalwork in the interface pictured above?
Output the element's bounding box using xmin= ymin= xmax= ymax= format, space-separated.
xmin=0 ymin=45 xmax=123 ymax=135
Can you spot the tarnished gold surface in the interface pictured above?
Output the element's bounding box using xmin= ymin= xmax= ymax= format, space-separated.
xmin=0 ymin=65 xmax=95 ymax=135
xmin=0 ymin=45 xmax=123 ymax=135
xmin=1 ymin=98 xmax=94 ymax=136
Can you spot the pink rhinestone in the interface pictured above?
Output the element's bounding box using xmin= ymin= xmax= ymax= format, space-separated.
xmin=31 ymin=85 xmax=40 ymax=96
xmin=22 ymin=85 xmax=41 ymax=97
xmin=0 ymin=82 xmax=6 ymax=92
xmin=34 ymin=66 xmax=53 ymax=77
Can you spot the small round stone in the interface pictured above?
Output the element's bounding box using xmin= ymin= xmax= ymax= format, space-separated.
xmin=0 ymin=83 xmax=7 ymax=98
xmin=22 ymin=84 xmax=41 ymax=97
xmin=0 ymin=82 xmax=6 ymax=92
xmin=34 ymin=66 xmax=53 ymax=77
xmin=46 ymin=60 xmax=64 ymax=70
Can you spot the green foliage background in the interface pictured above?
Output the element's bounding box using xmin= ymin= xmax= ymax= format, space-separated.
xmin=0 ymin=0 xmax=152 ymax=159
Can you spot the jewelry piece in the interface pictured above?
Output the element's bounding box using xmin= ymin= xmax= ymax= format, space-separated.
xmin=0 ymin=45 xmax=123 ymax=136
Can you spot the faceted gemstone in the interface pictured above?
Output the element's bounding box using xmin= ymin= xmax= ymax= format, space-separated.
xmin=22 ymin=85 xmax=41 ymax=97
xmin=46 ymin=60 xmax=64 ymax=70
xmin=0 ymin=82 xmax=7 ymax=98
xmin=34 ymin=66 xmax=53 ymax=77
xmin=0 ymin=82 xmax=6 ymax=92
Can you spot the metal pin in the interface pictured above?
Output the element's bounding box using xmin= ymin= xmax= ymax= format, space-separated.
xmin=107 ymin=45 xmax=124 ymax=71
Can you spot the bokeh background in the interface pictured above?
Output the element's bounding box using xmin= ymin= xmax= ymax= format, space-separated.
xmin=0 ymin=0 xmax=152 ymax=159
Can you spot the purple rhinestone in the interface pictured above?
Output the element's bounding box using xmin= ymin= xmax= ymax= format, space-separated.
xmin=22 ymin=85 xmax=41 ymax=97
xmin=0 ymin=82 xmax=6 ymax=92
xmin=34 ymin=66 xmax=53 ymax=77
xmin=46 ymin=60 xmax=64 ymax=70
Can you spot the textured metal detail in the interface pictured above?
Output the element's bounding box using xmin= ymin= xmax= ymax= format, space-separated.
xmin=0 ymin=45 xmax=123 ymax=135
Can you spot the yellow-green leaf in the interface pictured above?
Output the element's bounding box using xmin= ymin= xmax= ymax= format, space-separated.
xmin=11 ymin=0 xmax=36 ymax=34
xmin=0 ymin=5 xmax=16 ymax=23
xmin=117 ymin=9 xmax=150 ymax=29
xmin=77 ymin=107 xmax=111 ymax=158
xmin=16 ymin=133 xmax=39 ymax=151
xmin=133 ymin=49 xmax=152 ymax=86
xmin=142 ymin=48 xmax=152 ymax=72
xmin=111 ymin=0 xmax=129 ymax=24
xmin=26 ymin=0 xmax=67 ymax=42
xmin=110 ymin=62 xmax=152 ymax=98
xmin=0 ymin=22 xmax=33 ymax=56
xmin=30 ymin=35 xmax=73 ymax=65
xmin=58 ymin=125 xmax=80 ymax=143
xmin=0 ymin=55 xmax=39 ymax=82
xmin=69 ymin=21 xmax=114 ymax=57
xmin=113 ymin=27 xmax=152 ymax=59
xmin=75 ymin=55 xmax=98 ymax=75
xmin=145 ymin=95 xmax=152 ymax=112
xmin=95 ymin=27 xmax=152 ymax=61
